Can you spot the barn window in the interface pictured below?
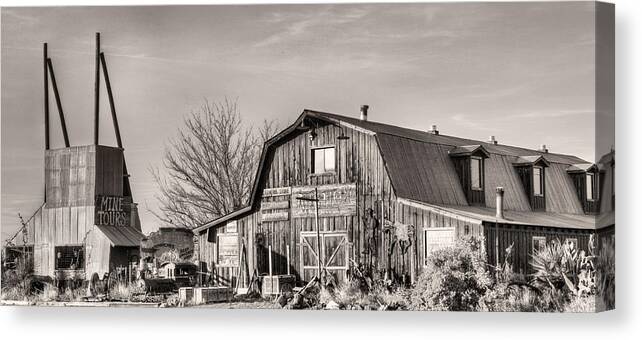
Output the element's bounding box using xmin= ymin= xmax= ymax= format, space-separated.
xmin=470 ymin=157 xmax=483 ymax=190
xmin=533 ymin=166 xmax=544 ymax=196
xmin=423 ymin=228 xmax=455 ymax=266
xmin=55 ymin=246 xmax=84 ymax=270
xmin=586 ymin=173 xmax=596 ymax=200
xmin=532 ymin=236 xmax=546 ymax=254
xmin=565 ymin=238 xmax=578 ymax=249
xmin=312 ymin=146 xmax=336 ymax=174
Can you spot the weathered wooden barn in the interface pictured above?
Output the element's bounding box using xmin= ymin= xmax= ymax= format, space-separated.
xmin=4 ymin=34 xmax=144 ymax=284
xmin=194 ymin=107 xmax=614 ymax=288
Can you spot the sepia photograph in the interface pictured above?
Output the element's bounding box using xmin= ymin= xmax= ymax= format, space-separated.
xmin=1 ymin=1 xmax=615 ymax=313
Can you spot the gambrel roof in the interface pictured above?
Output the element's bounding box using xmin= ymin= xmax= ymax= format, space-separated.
xmin=194 ymin=109 xmax=595 ymax=233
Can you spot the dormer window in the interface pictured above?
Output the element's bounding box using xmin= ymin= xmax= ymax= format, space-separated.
xmin=449 ymin=145 xmax=490 ymax=206
xmin=471 ymin=157 xmax=483 ymax=190
xmin=533 ymin=166 xmax=544 ymax=196
xmin=586 ymin=173 xmax=595 ymax=200
xmin=567 ymin=163 xmax=599 ymax=214
xmin=513 ymin=156 xmax=549 ymax=211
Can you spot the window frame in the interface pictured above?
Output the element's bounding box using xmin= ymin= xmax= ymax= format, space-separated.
xmin=565 ymin=238 xmax=579 ymax=249
xmin=54 ymin=245 xmax=85 ymax=270
xmin=533 ymin=166 xmax=544 ymax=197
xmin=470 ymin=156 xmax=483 ymax=191
xmin=311 ymin=145 xmax=336 ymax=175
xmin=423 ymin=227 xmax=456 ymax=266
xmin=586 ymin=173 xmax=596 ymax=201
xmin=532 ymin=236 xmax=547 ymax=254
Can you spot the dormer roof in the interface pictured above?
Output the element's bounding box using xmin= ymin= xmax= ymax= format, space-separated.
xmin=448 ymin=145 xmax=490 ymax=158
xmin=513 ymin=155 xmax=551 ymax=167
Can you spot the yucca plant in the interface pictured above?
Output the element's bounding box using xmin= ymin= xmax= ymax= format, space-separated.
xmin=530 ymin=237 xmax=596 ymax=297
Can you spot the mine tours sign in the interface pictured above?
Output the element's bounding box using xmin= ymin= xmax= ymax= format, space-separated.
xmin=95 ymin=195 xmax=131 ymax=227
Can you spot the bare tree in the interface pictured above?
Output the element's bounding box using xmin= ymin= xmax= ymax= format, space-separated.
xmin=150 ymin=98 xmax=277 ymax=229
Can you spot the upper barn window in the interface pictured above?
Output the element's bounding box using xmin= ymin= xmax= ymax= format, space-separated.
xmin=533 ymin=166 xmax=544 ymax=196
xmin=470 ymin=156 xmax=483 ymax=190
xmin=586 ymin=173 xmax=595 ymax=200
xmin=312 ymin=146 xmax=335 ymax=174
xmin=448 ymin=145 xmax=489 ymax=206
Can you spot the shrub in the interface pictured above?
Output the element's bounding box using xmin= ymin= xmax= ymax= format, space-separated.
xmin=410 ymin=236 xmax=491 ymax=311
xmin=595 ymin=236 xmax=615 ymax=310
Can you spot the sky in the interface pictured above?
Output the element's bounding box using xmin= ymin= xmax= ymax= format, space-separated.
xmin=1 ymin=2 xmax=606 ymax=241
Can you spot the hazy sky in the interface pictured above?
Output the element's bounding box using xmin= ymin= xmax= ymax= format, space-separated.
xmin=1 ymin=2 xmax=601 ymax=240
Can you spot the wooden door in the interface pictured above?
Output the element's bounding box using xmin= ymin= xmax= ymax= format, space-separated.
xmin=300 ymin=232 xmax=348 ymax=284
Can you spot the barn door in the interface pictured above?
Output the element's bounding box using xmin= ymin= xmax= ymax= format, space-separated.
xmin=300 ymin=232 xmax=348 ymax=284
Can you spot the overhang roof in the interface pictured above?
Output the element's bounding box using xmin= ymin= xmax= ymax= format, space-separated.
xmin=448 ymin=145 xmax=490 ymax=158
xmin=567 ymin=163 xmax=598 ymax=173
xmin=513 ymin=155 xmax=551 ymax=167
xmin=96 ymin=225 xmax=144 ymax=247
xmin=400 ymin=198 xmax=598 ymax=230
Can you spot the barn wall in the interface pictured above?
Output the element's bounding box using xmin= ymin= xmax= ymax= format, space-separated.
xmin=484 ymin=222 xmax=594 ymax=275
xmin=204 ymin=120 xmax=396 ymax=287
xmin=393 ymin=200 xmax=483 ymax=282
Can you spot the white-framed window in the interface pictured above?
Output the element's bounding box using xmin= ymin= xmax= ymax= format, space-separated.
xmin=311 ymin=146 xmax=336 ymax=174
xmin=423 ymin=228 xmax=455 ymax=266
xmin=533 ymin=166 xmax=544 ymax=196
xmin=586 ymin=173 xmax=595 ymax=200
xmin=470 ymin=157 xmax=483 ymax=190
xmin=565 ymin=238 xmax=578 ymax=249
xmin=532 ymin=236 xmax=547 ymax=254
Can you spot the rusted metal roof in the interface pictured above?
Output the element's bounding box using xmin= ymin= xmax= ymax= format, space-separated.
xmin=96 ymin=225 xmax=144 ymax=247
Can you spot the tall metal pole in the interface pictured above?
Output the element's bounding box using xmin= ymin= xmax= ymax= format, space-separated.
xmin=47 ymin=58 xmax=70 ymax=147
xmin=100 ymin=52 xmax=122 ymax=149
xmin=94 ymin=32 xmax=100 ymax=145
xmin=44 ymin=43 xmax=49 ymax=150
xmin=314 ymin=187 xmax=322 ymax=283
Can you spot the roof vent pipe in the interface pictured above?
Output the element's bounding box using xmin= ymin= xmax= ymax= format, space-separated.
xmin=360 ymin=105 xmax=369 ymax=121
xmin=495 ymin=187 xmax=505 ymax=220
xmin=489 ymin=136 xmax=498 ymax=145
xmin=539 ymin=144 xmax=549 ymax=153
xmin=428 ymin=124 xmax=439 ymax=135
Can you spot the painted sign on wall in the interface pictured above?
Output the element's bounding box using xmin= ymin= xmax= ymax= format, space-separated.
xmin=291 ymin=183 xmax=357 ymax=218
xmin=261 ymin=187 xmax=291 ymax=222
xmin=217 ymin=234 xmax=239 ymax=267
xmin=95 ymin=195 xmax=131 ymax=227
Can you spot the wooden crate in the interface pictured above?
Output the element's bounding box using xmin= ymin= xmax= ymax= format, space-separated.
xmin=261 ymin=275 xmax=296 ymax=297
xmin=193 ymin=286 xmax=233 ymax=305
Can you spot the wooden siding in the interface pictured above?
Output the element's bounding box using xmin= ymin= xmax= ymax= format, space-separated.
xmin=201 ymin=120 xmax=396 ymax=287
xmin=393 ymin=200 xmax=483 ymax=282
xmin=484 ymin=222 xmax=593 ymax=275
xmin=32 ymin=145 xmax=132 ymax=277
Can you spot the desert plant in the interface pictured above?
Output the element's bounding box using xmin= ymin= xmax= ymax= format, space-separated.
xmin=595 ymin=236 xmax=615 ymax=310
xmin=530 ymin=238 xmax=596 ymax=299
xmin=410 ymin=236 xmax=491 ymax=311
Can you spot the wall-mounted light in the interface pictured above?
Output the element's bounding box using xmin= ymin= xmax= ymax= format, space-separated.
xmin=309 ymin=129 xmax=317 ymax=141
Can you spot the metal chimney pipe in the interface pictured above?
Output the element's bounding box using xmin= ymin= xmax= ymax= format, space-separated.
xmin=360 ymin=105 xmax=369 ymax=121
xmin=428 ymin=124 xmax=439 ymax=135
xmin=539 ymin=144 xmax=549 ymax=153
xmin=489 ymin=135 xmax=497 ymax=145
xmin=495 ymin=187 xmax=505 ymax=219
xmin=94 ymin=32 xmax=100 ymax=146
xmin=44 ymin=43 xmax=49 ymax=151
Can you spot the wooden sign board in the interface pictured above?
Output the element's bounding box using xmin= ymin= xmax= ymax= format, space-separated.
xmin=291 ymin=183 xmax=357 ymax=218
xmin=261 ymin=187 xmax=291 ymax=222
xmin=95 ymin=195 xmax=131 ymax=227
xmin=217 ymin=234 xmax=239 ymax=267
xmin=262 ymin=187 xmax=291 ymax=198
xmin=225 ymin=221 xmax=238 ymax=233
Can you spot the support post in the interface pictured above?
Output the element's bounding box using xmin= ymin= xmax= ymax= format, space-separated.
xmin=44 ymin=43 xmax=49 ymax=150
xmin=100 ymin=52 xmax=122 ymax=148
xmin=314 ymin=187 xmax=322 ymax=284
xmin=47 ymin=58 xmax=70 ymax=147
xmin=94 ymin=32 xmax=100 ymax=145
